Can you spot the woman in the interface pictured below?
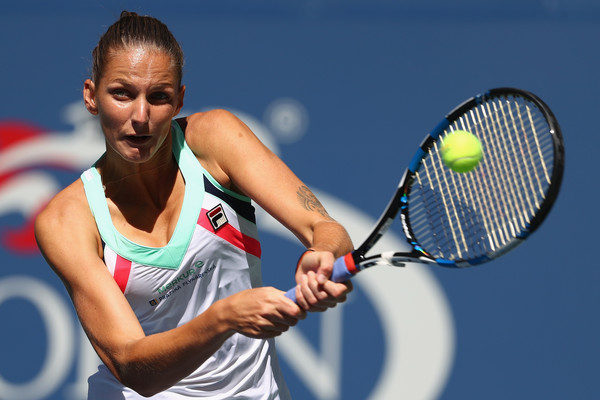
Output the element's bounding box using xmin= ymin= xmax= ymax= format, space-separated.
xmin=35 ymin=11 xmax=353 ymax=400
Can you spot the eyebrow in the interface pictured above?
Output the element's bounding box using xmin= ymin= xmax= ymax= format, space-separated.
xmin=106 ymin=78 xmax=177 ymax=89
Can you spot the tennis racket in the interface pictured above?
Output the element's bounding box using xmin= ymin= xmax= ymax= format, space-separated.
xmin=285 ymin=87 xmax=564 ymax=301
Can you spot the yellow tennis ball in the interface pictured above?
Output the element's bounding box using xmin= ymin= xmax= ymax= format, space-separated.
xmin=441 ymin=130 xmax=483 ymax=173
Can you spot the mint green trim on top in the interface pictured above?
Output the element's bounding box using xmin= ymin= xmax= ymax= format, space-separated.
xmin=80 ymin=121 xmax=205 ymax=269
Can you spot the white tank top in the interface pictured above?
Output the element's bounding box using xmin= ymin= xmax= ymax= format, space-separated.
xmin=80 ymin=121 xmax=290 ymax=399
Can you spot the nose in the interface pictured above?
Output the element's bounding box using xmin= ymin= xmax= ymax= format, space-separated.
xmin=131 ymin=97 xmax=150 ymax=125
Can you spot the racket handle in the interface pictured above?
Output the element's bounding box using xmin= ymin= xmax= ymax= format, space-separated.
xmin=284 ymin=253 xmax=357 ymax=302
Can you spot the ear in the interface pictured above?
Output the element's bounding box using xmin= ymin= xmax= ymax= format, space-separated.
xmin=83 ymin=79 xmax=98 ymax=115
xmin=174 ymin=85 xmax=186 ymax=116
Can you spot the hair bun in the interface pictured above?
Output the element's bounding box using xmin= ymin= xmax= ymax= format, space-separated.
xmin=120 ymin=10 xmax=139 ymax=19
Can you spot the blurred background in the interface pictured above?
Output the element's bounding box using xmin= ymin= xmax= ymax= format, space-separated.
xmin=0 ymin=1 xmax=598 ymax=399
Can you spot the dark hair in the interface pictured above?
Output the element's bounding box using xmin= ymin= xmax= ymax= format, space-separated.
xmin=91 ymin=11 xmax=184 ymax=85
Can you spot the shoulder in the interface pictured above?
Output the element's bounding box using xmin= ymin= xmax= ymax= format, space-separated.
xmin=36 ymin=179 xmax=89 ymax=227
xmin=176 ymin=110 xmax=264 ymax=191
xmin=179 ymin=109 xmax=250 ymax=152
xmin=35 ymin=179 xmax=101 ymax=261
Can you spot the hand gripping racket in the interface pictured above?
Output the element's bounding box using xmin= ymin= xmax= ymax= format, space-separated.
xmin=285 ymin=87 xmax=564 ymax=301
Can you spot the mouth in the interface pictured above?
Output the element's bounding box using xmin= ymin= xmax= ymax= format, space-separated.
xmin=124 ymin=135 xmax=152 ymax=146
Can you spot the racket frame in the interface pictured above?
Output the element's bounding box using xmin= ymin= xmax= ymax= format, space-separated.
xmin=352 ymin=87 xmax=564 ymax=270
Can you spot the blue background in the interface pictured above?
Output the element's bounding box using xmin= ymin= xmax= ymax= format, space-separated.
xmin=1 ymin=1 xmax=599 ymax=399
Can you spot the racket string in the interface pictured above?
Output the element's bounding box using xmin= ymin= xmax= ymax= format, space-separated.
xmin=486 ymin=100 xmax=527 ymax=239
xmin=408 ymin=94 xmax=555 ymax=263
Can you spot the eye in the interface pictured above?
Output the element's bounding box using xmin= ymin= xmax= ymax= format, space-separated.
xmin=148 ymin=91 xmax=172 ymax=104
xmin=150 ymin=92 xmax=168 ymax=100
xmin=110 ymin=88 xmax=131 ymax=99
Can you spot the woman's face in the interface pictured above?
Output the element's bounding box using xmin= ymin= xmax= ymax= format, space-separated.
xmin=84 ymin=46 xmax=184 ymax=163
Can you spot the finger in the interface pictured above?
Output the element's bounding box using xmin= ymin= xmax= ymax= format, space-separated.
xmin=272 ymin=307 xmax=306 ymax=326
xmin=293 ymin=277 xmax=313 ymax=311
xmin=293 ymin=284 xmax=308 ymax=310
xmin=305 ymin=279 xmax=336 ymax=312
xmin=320 ymin=280 xmax=351 ymax=301
xmin=299 ymin=274 xmax=319 ymax=308
xmin=306 ymin=271 xmax=329 ymax=301
xmin=298 ymin=274 xmax=330 ymax=311
xmin=251 ymin=312 xmax=302 ymax=338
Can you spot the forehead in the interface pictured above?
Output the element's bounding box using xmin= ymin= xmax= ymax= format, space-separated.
xmin=102 ymin=45 xmax=178 ymax=83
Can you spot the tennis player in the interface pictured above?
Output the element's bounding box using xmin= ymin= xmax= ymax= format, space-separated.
xmin=35 ymin=11 xmax=353 ymax=399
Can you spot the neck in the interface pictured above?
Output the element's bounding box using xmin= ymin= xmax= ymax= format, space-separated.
xmin=98 ymin=132 xmax=179 ymax=206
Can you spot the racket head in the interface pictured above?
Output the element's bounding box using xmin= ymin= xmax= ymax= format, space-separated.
xmin=397 ymin=87 xmax=565 ymax=267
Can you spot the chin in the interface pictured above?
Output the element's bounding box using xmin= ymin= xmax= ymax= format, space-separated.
xmin=117 ymin=147 xmax=154 ymax=163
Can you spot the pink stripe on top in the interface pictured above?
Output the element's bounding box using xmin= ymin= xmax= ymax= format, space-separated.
xmin=113 ymin=255 xmax=132 ymax=293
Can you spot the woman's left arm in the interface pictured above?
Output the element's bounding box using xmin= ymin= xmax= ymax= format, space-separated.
xmin=184 ymin=110 xmax=354 ymax=310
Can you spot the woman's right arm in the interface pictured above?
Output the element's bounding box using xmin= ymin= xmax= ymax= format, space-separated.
xmin=34 ymin=181 xmax=303 ymax=397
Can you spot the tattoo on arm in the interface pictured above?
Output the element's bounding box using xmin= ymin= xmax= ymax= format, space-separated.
xmin=297 ymin=185 xmax=329 ymax=217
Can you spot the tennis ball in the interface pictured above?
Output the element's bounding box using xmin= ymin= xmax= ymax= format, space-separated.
xmin=440 ymin=130 xmax=483 ymax=173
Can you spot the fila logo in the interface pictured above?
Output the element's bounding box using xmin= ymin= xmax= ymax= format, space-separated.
xmin=207 ymin=204 xmax=229 ymax=231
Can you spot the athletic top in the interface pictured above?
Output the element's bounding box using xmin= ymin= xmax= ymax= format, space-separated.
xmin=80 ymin=121 xmax=291 ymax=399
